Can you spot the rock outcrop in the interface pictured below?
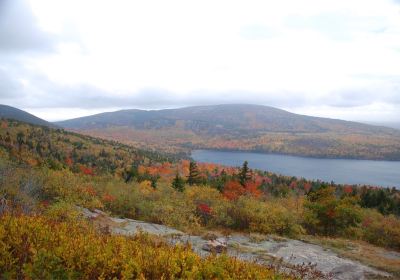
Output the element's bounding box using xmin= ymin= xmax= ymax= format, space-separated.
xmin=81 ymin=209 xmax=394 ymax=280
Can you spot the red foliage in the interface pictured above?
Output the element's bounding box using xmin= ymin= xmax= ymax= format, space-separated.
xmin=362 ymin=217 xmax=372 ymax=228
xmin=289 ymin=181 xmax=298 ymax=189
xmin=255 ymin=176 xmax=271 ymax=185
xmin=326 ymin=209 xmax=336 ymax=218
xmin=197 ymin=203 xmax=212 ymax=215
xmin=303 ymin=182 xmax=312 ymax=192
xmin=40 ymin=200 xmax=49 ymax=208
xmin=80 ymin=165 xmax=94 ymax=176
xmin=343 ymin=185 xmax=353 ymax=194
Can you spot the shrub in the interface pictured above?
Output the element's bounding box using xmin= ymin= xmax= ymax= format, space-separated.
xmin=304 ymin=187 xmax=362 ymax=236
xmin=0 ymin=214 xmax=287 ymax=279
xmin=361 ymin=209 xmax=400 ymax=250
xmin=228 ymin=196 xmax=304 ymax=237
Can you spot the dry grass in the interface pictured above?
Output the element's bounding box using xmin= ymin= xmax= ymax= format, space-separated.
xmin=302 ymin=236 xmax=400 ymax=278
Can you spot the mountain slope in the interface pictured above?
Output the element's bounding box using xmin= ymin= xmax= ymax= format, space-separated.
xmin=56 ymin=104 xmax=399 ymax=135
xmin=56 ymin=104 xmax=400 ymax=160
xmin=0 ymin=104 xmax=53 ymax=127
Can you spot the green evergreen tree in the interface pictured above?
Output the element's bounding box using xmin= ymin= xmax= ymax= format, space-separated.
xmin=16 ymin=132 xmax=25 ymax=146
xmin=239 ymin=161 xmax=251 ymax=186
xmin=150 ymin=177 xmax=158 ymax=189
xmin=172 ymin=173 xmax=185 ymax=192
xmin=124 ymin=162 xmax=139 ymax=183
xmin=187 ymin=161 xmax=200 ymax=185
xmin=35 ymin=142 xmax=42 ymax=156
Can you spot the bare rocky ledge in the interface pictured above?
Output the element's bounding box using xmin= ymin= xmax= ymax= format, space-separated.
xmin=81 ymin=208 xmax=394 ymax=280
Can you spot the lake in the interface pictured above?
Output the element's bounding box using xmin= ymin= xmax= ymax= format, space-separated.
xmin=191 ymin=150 xmax=400 ymax=188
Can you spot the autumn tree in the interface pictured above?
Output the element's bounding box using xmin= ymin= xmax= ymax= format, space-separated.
xmin=16 ymin=132 xmax=25 ymax=151
xmin=35 ymin=142 xmax=42 ymax=156
xmin=187 ymin=161 xmax=200 ymax=185
xmin=171 ymin=173 xmax=185 ymax=192
xmin=212 ymin=169 xmax=228 ymax=192
xmin=223 ymin=180 xmax=246 ymax=200
xmin=239 ymin=161 xmax=251 ymax=186
xmin=123 ymin=162 xmax=140 ymax=183
xmin=304 ymin=187 xmax=362 ymax=236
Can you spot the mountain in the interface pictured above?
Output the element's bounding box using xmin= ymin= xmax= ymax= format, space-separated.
xmin=0 ymin=104 xmax=53 ymax=127
xmin=56 ymin=104 xmax=400 ymax=160
xmin=56 ymin=104 xmax=398 ymax=135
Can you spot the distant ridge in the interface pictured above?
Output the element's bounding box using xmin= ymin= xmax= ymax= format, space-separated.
xmin=56 ymin=104 xmax=399 ymax=135
xmin=55 ymin=104 xmax=400 ymax=160
xmin=0 ymin=104 xmax=53 ymax=127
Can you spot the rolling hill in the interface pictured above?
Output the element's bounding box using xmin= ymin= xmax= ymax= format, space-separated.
xmin=55 ymin=104 xmax=399 ymax=134
xmin=56 ymin=104 xmax=400 ymax=160
xmin=0 ymin=104 xmax=53 ymax=127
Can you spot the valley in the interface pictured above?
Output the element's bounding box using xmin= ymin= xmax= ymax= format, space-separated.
xmin=1 ymin=114 xmax=400 ymax=278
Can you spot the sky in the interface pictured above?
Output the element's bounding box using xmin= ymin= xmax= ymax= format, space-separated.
xmin=0 ymin=0 xmax=400 ymax=122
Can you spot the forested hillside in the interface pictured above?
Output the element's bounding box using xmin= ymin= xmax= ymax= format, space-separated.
xmin=1 ymin=118 xmax=400 ymax=278
xmin=0 ymin=104 xmax=54 ymax=127
xmin=56 ymin=104 xmax=400 ymax=160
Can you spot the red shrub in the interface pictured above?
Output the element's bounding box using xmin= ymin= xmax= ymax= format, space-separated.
xmin=197 ymin=203 xmax=212 ymax=215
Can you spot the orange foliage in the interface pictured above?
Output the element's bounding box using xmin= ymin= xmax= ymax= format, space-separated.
xmin=223 ymin=180 xmax=246 ymax=200
xmin=102 ymin=193 xmax=116 ymax=202
xmin=1 ymin=121 xmax=8 ymax=128
xmin=26 ymin=158 xmax=38 ymax=166
xmin=84 ymin=186 xmax=97 ymax=196
xmin=65 ymin=157 xmax=73 ymax=166
xmin=244 ymin=181 xmax=262 ymax=198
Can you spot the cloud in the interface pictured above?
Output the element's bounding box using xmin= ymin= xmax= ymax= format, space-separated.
xmin=0 ymin=0 xmax=57 ymax=53
xmin=240 ymin=25 xmax=277 ymax=40
xmin=0 ymin=0 xmax=400 ymax=123
xmin=285 ymin=12 xmax=387 ymax=40
xmin=0 ymin=68 xmax=25 ymax=98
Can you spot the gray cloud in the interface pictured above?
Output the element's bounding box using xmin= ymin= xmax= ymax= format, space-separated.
xmin=0 ymin=67 xmax=25 ymax=98
xmin=0 ymin=0 xmax=57 ymax=53
xmin=1 ymin=62 xmax=400 ymax=112
xmin=0 ymin=66 xmax=309 ymax=109
xmin=0 ymin=0 xmax=399 ymax=123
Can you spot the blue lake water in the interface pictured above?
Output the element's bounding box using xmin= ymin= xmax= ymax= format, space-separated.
xmin=191 ymin=150 xmax=400 ymax=188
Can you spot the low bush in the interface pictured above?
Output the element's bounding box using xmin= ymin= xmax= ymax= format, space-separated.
xmin=0 ymin=214 xmax=288 ymax=280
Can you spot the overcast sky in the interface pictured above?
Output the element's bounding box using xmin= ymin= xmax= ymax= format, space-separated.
xmin=0 ymin=0 xmax=400 ymax=122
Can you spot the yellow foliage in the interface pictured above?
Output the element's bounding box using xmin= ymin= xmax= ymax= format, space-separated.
xmin=0 ymin=214 xmax=288 ymax=280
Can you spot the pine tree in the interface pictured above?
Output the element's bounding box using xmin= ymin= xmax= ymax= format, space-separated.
xmin=35 ymin=142 xmax=42 ymax=156
xmin=124 ymin=162 xmax=139 ymax=183
xmin=172 ymin=173 xmax=185 ymax=192
xmin=16 ymin=132 xmax=25 ymax=152
xmin=187 ymin=161 xmax=200 ymax=185
xmin=239 ymin=161 xmax=251 ymax=186
xmin=151 ymin=177 xmax=158 ymax=189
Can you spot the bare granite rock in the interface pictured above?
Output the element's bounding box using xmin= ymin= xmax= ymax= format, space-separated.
xmin=81 ymin=208 xmax=394 ymax=280
xmin=202 ymin=237 xmax=227 ymax=253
